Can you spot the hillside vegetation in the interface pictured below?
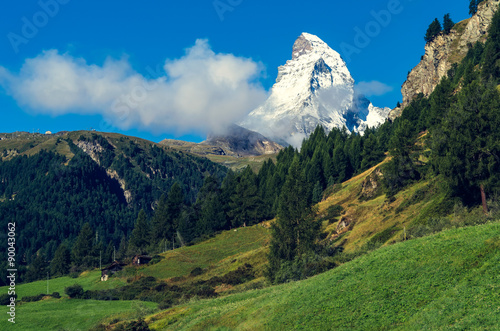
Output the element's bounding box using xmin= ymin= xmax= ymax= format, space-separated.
xmin=148 ymin=221 xmax=500 ymax=330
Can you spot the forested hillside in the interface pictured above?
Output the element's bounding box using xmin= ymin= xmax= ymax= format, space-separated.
xmin=0 ymin=132 xmax=227 ymax=284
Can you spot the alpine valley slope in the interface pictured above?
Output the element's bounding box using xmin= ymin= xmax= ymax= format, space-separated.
xmin=240 ymin=33 xmax=390 ymax=147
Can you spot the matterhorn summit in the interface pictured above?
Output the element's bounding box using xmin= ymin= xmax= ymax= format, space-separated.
xmin=240 ymin=33 xmax=390 ymax=147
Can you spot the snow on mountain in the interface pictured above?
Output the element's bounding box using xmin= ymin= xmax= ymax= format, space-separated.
xmin=239 ymin=33 xmax=390 ymax=147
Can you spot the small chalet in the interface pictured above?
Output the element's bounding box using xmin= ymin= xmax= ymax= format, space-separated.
xmin=132 ymin=255 xmax=153 ymax=266
xmin=101 ymin=261 xmax=126 ymax=281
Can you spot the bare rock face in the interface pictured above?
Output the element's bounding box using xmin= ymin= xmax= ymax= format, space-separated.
xmin=76 ymin=140 xmax=104 ymax=165
xmin=360 ymin=168 xmax=384 ymax=200
xmin=203 ymin=124 xmax=283 ymax=156
xmin=292 ymin=34 xmax=314 ymax=59
xmin=391 ymin=0 xmax=500 ymax=119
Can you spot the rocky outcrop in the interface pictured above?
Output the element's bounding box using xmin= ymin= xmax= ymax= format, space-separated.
xmin=360 ymin=168 xmax=384 ymax=200
xmin=76 ymin=140 xmax=104 ymax=165
xmin=77 ymin=139 xmax=133 ymax=205
xmin=391 ymin=0 xmax=500 ymax=119
xmin=107 ymin=169 xmax=133 ymax=205
xmin=203 ymin=124 xmax=283 ymax=156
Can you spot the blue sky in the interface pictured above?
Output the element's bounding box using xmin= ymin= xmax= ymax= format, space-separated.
xmin=0 ymin=0 xmax=470 ymax=142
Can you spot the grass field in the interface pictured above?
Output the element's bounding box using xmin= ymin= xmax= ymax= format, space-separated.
xmin=0 ymin=298 xmax=157 ymax=330
xmin=0 ymin=270 xmax=127 ymax=300
xmin=133 ymin=225 xmax=270 ymax=280
xmin=148 ymin=221 xmax=500 ymax=330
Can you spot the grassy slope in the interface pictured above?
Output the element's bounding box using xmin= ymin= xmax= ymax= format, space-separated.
xmin=126 ymin=225 xmax=270 ymax=282
xmin=0 ymin=298 xmax=157 ymax=331
xmin=0 ymin=225 xmax=270 ymax=300
xmin=2 ymin=270 xmax=127 ymax=300
xmin=148 ymin=221 xmax=500 ymax=330
xmin=317 ymin=159 xmax=448 ymax=253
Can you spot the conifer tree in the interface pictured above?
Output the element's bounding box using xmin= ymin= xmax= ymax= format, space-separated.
xmin=267 ymin=156 xmax=320 ymax=283
xmin=425 ymin=18 xmax=442 ymax=43
xmin=117 ymin=235 xmax=127 ymax=260
xmin=432 ymin=81 xmax=500 ymax=213
xmin=167 ymin=182 xmax=184 ymax=229
xmin=196 ymin=176 xmax=226 ymax=235
xmin=50 ymin=244 xmax=70 ymax=277
xmin=229 ymin=167 xmax=263 ymax=227
xmin=443 ymin=13 xmax=455 ymax=34
xmin=71 ymin=223 xmax=94 ymax=268
xmin=25 ymin=253 xmax=47 ymax=282
xmin=150 ymin=194 xmax=172 ymax=245
xmin=128 ymin=210 xmax=150 ymax=255
xmin=469 ymin=0 xmax=478 ymax=16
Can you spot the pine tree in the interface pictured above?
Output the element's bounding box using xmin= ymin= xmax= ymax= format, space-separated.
xmin=383 ymin=119 xmax=420 ymax=196
xmin=432 ymin=81 xmax=500 ymax=212
xmin=196 ymin=176 xmax=226 ymax=235
xmin=425 ymin=18 xmax=442 ymax=43
xmin=117 ymin=235 xmax=127 ymax=260
xmin=50 ymin=244 xmax=70 ymax=277
xmin=229 ymin=167 xmax=264 ymax=227
xmin=267 ymin=156 xmax=320 ymax=283
xmin=469 ymin=0 xmax=478 ymax=16
xmin=482 ymin=10 xmax=500 ymax=80
xmin=71 ymin=223 xmax=94 ymax=268
xmin=150 ymin=194 xmax=172 ymax=245
xmin=167 ymin=182 xmax=184 ymax=229
xmin=25 ymin=253 xmax=47 ymax=282
xmin=104 ymin=241 xmax=114 ymax=264
xmin=443 ymin=13 xmax=455 ymax=34
xmin=128 ymin=210 xmax=150 ymax=255
xmin=312 ymin=181 xmax=323 ymax=204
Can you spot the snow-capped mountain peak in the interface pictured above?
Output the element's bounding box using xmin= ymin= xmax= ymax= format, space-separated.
xmin=240 ymin=33 xmax=390 ymax=147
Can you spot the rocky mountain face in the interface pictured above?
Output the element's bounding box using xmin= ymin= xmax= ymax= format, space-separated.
xmin=390 ymin=0 xmax=500 ymax=119
xmin=240 ymin=33 xmax=390 ymax=147
xmin=203 ymin=124 xmax=283 ymax=157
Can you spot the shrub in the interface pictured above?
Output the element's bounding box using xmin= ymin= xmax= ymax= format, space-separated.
xmin=65 ymin=284 xmax=84 ymax=298
xmin=22 ymin=294 xmax=45 ymax=302
xmin=51 ymin=292 xmax=61 ymax=299
xmin=190 ymin=267 xmax=204 ymax=277
xmin=0 ymin=293 xmax=16 ymax=305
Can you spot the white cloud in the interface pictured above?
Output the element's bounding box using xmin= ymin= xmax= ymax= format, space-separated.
xmin=355 ymin=81 xmax=393 ymax=97
xmin=0 ymin=40 xmax=267 ymax=135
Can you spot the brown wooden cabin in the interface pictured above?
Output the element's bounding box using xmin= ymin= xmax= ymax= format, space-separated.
xmin=101 ymin=261 xmax=126 ymax=281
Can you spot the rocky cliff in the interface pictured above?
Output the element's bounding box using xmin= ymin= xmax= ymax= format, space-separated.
xmin=390 ymin=0 xmax=500 ymax=119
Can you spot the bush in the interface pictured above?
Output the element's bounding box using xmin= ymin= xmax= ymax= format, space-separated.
xmin=51 ymin=292 xmax=61 ymax=299
xmin=22 ymin=294 xmax=45 ymax=302
xmin=272 ymin=253 xmax=336 ymax=284
xmin=0 ymin=293 xmax=16 ymax=305
xmin=114 ymin=318 xmax=150 ymax=331
xmin=190 ymin=267 xmax=204 ymax=277
xmin=65 ymin=284 xmax=84 ymax=298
